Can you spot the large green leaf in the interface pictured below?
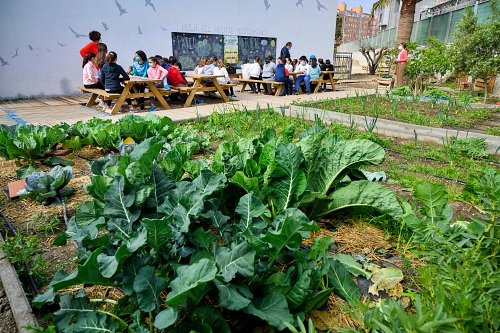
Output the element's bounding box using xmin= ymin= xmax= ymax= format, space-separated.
xmin=327 ymin=258 xmax=361 ymax=306
xmin=230 ymin=171 xmax=260 ymax=197
xmin=146 ymin=163 xmax=175 ymax=208
xmin=52 ymin=249 xmax=115 ymax=292
xmin=216 ymin=241 xmax=255 ymax=282
xmin=104 ymin=176 xmax=140 ymax=224
xmin=332 ymin=254 xmax=371 ymax=279
xmin=261 ymin=209 xmax=318 ymax=263
xmin=166 ymin=258 xmax=217 ymax=306
xmin=72 ymin=312 xmax=118 ymax=333
xmin=413 ymin=182 xmax=449 ymax=221
xmin=235 ymin=193 xmax=269 ymax=232
xmin=308 ymin=139 xmax=385 ymax=195
xmin=267 ymin=143 xmax=307 ymax=212
xmin=125 ymin=137 xmax=166 ymax=185
xmin=84 ymin=176 xmax=113 ymax=203
xmin=214 ymin=280 xmax=252 ymax=311
xmin=97 ymin=244 xmax=131 ymax=278
xmin=141 ymin=217 xmax=173 ymax=253
xmin=192 ymin=169 xmax=227 ymax=197
xmin=309 ymin=180 xmax=403 ymax=221
xmin=133 ymin=266 xmax=169 ymax=312
xmin=296 ymin=128 xmax=329 ymax=180
xmin=155 ymin=307 xmax=178 ymax=330
xmin=286 ymin=269 xmax=311 ymax=309
xmin=244 ymin=291 xmax=294 ymax=330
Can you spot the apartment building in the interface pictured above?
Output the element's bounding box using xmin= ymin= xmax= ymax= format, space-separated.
xmin=337 ymin=2 xmax=378 ymax=43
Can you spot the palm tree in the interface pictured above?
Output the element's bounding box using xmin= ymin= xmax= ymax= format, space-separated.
xmin=371 ymin=0 xmax=421 ymax=45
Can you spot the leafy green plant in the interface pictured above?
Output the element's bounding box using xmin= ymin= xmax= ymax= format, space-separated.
xmin=391 ymin=86 xmax=412 ymax=97
xmin=35 ymin=136 xmax=364 ymax=332
xmin=210 ymin=125 xmax=403 ymax=221
xmin=2 ymin=234 xmax=50 ymax=287
xmin=424 ymin=88 xmax=449 ymax=99
xmin=0 ymin=124 xmax=66 ymax=163
xmin=403 ymin=171 xmax=500 ymax=332
xmin=18 ymin=166 xmax=74 ymax=204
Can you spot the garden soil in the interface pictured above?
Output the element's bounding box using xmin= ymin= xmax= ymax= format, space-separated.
xmin=0 ymin=281 xmax=17 ymax=333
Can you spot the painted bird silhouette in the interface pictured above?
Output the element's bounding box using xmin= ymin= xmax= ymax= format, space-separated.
xmin=29 ymin=44 xmax=33 ymax=50
xmin=160 ymin=26 xmax=168 ymax=31
xmin=57 ymin=42 xmax=67 ymax=47
xmin=115 ymin=0 xmax=127 ymax=15
xmin=69 ymin=27 xmax=87 ymax=38
xmin=0 ymin=57 xmax=9 ymax=66
xmin=11 ymin=48 xmax=18 ymax=58
xmin=264 ymin=0 xmax=270 ymax=10
xmin=102 ymin=21 xmax=109 ymax=31
xmin=138 ymin=26 xmax=143 ymax=35
xmin=145 ymin=0 xmax=156 ymax=11
xmin=296 ymin=0 xmax=304 ymax=6
xmin=316 ymin=0 xmax=328 ymax=10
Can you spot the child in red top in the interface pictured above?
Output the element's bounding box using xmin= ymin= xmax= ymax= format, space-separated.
xmin=167 ymin=64 xmax=187 ymax=87
xmin=79 ymin=30 xmax=101 ymax=58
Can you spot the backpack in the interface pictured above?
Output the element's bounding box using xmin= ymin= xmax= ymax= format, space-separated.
xmin=284 ymin=68 xmax=289 ymax=76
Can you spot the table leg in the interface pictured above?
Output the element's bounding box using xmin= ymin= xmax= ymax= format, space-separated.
xmin=274 ymin=85 xmax=283 ymax=96
xmin=86 ymin=93 xmax=98 ymax=107
xmin=212 ymin=79 xmax=229 ymax=102
xmin=183 ymin=78 xmax=201 ymax=107
xmin=240 ymin=82 xmax=247 ymax=92
xmin=146 ymin=82 xmax=170 ymax=110
xmin=313 ymin=74 xmax=323 ymax=93
xmin=111 ymin=83 xmax=132 ymax=115
xmin=329 ymin=76 xmax=336 ymax=92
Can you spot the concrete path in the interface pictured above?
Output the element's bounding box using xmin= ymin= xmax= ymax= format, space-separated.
xmin=0 ymin=86 xmax=375 ymax=126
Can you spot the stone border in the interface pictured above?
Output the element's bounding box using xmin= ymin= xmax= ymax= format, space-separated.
xmin=288 ymin=105 xmax=500 ymax=155
xmin=0 ymin=233 xmax=38 ymax=333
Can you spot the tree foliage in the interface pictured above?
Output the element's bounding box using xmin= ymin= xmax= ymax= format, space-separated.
xmin=448 ymin=0 xmax=500 ymax=102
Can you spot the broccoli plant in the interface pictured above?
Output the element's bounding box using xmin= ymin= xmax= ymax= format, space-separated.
xmin=18 ymin=165 xmax=75 ymax=204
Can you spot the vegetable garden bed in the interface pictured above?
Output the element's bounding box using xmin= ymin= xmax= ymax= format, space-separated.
xmin=293 ymin=92 xmax=500 ymax=136
xmin=0 ymin=109 xmax=498 ymax=332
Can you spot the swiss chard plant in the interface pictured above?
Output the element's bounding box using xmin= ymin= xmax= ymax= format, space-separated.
xmin=210 ymin=125 xmax=403 ymax=222
xmin=35 ymin=135 xmax=364 ymax=332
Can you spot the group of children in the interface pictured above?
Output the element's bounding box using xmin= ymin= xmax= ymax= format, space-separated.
xmin=81 ymin=30 xmax=194 ymax=112
xmin=240 ymin=55 xmax=334 ymax=95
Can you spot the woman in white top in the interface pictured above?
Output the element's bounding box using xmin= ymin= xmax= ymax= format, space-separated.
xmin=248 ymin=56 xmax=262 ymax=94
xmin=213 ymin=59 xmax=237 ymax=98
xmin=284 ymin=58 xmax=294 ymax=81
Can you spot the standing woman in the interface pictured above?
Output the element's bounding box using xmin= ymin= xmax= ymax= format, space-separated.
xmin=99 ymin=51 xmax=134 ymax=113
xmin=394 ymin=42 xmax=408 ymax=87
xmin=131 ymin=50 xmax=149 ymax=110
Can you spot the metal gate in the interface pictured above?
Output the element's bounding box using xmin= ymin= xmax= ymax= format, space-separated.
xmin=333 ymin=52 xmax=353 ymax=79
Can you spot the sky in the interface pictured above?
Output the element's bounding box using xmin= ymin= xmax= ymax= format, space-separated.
xmin=341 ymin=0 xmax=377 ymax=13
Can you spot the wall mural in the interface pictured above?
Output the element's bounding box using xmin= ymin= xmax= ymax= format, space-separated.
xmin=0 ymin=0 xmax=337 ymax=98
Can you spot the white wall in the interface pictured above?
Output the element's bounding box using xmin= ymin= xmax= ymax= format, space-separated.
xmin=0 ymin=0 xmax=337 ymax=99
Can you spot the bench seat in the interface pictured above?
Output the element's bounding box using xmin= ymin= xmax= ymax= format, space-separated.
xmin=235 ymin=79 xmax=284 ymax=96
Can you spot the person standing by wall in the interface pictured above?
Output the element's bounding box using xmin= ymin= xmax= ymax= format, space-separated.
xmin=280 ymin=42 xmax=292 ymax=61
xmin=80 ymin=30 xmax=101 ymax=58
xmin=394 ymin=42 xmax=408 ymax=87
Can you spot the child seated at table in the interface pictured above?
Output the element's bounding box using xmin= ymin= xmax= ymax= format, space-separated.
xmin=131 ymin=50 xmax=149 ymax=110
xmin=248 ymin=56 xmax=262 ymax=94
xmin=275 ymin=57 xmax=293 ymax=96
xmin=294 ymin=56 xmax=311 ymax=95
xmin=214 ymin=59 xmax=237 ymax=98
xmin=309 ymin=55 xmax=321 ymax=92
xmin=241 ymin=59 xmax=251 ymax=80
xmin=147 ymin=57 xmax=169 ymax=111
xmin=99 ymin=51 xmax=134 ymax=112
xmin=322 ymin=59 xmax=334 ymax=91
xmin=193 ymin=57 xmax=207 ymax=74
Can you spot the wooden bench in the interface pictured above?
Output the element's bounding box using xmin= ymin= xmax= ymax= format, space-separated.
xmin=235 ymin=79 xmax=285 ymax=96
xmin=77 ymin=86 xmax=121 ymax=107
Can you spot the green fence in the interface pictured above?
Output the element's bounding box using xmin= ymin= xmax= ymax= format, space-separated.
xmin=337 ymin=1 xmax=494 ymax=51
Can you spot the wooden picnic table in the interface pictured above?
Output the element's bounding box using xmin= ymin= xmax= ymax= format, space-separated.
xmin=107 ymin=76 xmax=171 ymax=115
xmin=183 ymin=74 xmax=230 ymax=108
xmin=289 ymin=71 xmax=338 ymax=93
